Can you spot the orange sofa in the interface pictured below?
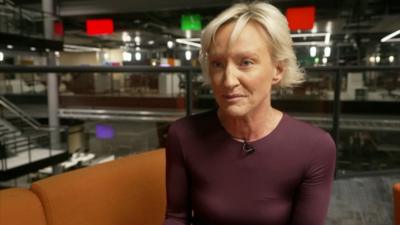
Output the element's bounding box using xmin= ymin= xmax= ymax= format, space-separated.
xmin=0 ymin=149 xmax=166 ymax=225
xmin=395 ymin=183 xmax=400 ymax=225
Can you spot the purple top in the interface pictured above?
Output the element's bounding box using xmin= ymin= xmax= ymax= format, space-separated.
xmin=163 ymin=110 xmax=336 ymax=225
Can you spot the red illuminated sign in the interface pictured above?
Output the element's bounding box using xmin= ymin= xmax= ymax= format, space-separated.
xmin=86 ymin=19 xmax=114 ymax=36
xmin=286 ymin=6 xmax=316 ymax=31
xmin=54 ymin=21 xmax=64 ymax=36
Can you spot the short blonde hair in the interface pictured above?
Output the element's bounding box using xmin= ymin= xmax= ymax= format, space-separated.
xmin=199 ymin=1 xmax=304 ymax=88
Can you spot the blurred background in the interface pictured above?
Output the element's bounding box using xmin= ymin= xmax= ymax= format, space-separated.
xmin=0 ymin=0 xmax=400 ymax=224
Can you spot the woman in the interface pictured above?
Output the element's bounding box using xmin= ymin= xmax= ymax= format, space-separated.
xmin=163 ymin=2 xmax=336 ymax=225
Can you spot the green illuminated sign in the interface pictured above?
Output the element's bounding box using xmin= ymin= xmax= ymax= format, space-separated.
xmin=181 ymin=14 xmax=202 ymax=31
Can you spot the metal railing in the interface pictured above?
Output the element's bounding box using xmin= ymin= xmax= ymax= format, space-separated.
xmin=59 ymin=108 xmax=185 ymax=122
xmin=0 ymin=65 xmax=201 ymax=116
xmin=0 ymin=95 xmax=69 ymax=176
xmin=304 ymin=65 xmax=400 ymax=143
xmin=1 ymin=65 xmax=400 ymax=177
xmin=1 ymin=65 xmax=400 ymax=141
xmin=0 ymin=96 xmax=43 ymax=129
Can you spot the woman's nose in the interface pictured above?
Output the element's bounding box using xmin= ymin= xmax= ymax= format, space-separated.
xmin=223 ymin=64 xmax=240 ymax=89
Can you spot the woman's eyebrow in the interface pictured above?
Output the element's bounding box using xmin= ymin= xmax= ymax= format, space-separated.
xmin=208 ymin=53 xmax=225 ymax=59
xmin=234 ymin=50 xmax=259 ymax=56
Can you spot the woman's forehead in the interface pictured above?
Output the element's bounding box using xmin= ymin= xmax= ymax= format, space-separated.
xmin=209 ymin=21 xmax=271 ymax=55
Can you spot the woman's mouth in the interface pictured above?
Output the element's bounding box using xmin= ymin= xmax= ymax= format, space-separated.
xmin=223 ymin=94 xmax=246 ymax=102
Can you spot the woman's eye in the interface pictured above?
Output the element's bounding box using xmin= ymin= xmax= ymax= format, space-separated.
xmin=241 ymin=59 xmax=254 ymax=66
xmin=210 ymin=61 xmax=223 ymax=68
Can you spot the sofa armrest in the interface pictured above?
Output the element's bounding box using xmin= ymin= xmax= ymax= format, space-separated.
xmin=395 ymin=183 xmax=400 ymax=225
xmin=31 ymin=149 xmax=166 ymax=225
xmin=0 ymin=188 xmax=48 ymax=225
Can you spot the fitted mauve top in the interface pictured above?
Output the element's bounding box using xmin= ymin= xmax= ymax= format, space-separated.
xmin=162 ymin=110 xmax=336 ymax=225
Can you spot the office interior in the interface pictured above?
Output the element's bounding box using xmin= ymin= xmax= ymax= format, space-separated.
xmin=0 ymin=0 xmax=400 ymax=224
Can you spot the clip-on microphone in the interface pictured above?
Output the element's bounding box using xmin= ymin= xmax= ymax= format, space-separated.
xmin=242 ymin=140 xmax=255 ymax=154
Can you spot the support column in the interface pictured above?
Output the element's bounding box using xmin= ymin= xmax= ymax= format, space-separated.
xmin=42 ymin=0 xmax=60 ymax=150
xmin=47 ymin=54 xmax=60 ymax=150
xmin=42 ymin=0 xmax=54 ymax=39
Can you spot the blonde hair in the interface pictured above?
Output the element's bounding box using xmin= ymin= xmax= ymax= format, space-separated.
xmin=199 ymin=1 xmax=304 ymax=88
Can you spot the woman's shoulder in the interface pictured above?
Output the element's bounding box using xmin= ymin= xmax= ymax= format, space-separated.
xmin=281 ymin=113 xmax=335 ymax=148
xmin=283 ymin=113 xmax=329 ymax=137
xmin=281 ymin=113 xmax=336 ymax=164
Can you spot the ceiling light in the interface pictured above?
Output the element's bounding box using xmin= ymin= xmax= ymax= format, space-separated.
xmin=322 ymin=57 xmax=328 ymax=64
xmin=324 ymin=46 xmax=331 ymax=57
xmin=375 ymin=56 xmax=380 ymax=63
xmin=103 ymin=53 xmax=109 ymax=60
xmin=369 ymin=56 xmax=375 ymax=63
xmin=122 ymin=32 xmax=131 ymax=42
xmin=291 ymin=32 xmax=331 ymax=46
xmin=384 ymin=38 xmax=400 ymax=42
xmin=0 ymin=52 xmax=4 ymax=61
xmin=292 ymin=42 xmax=330 ymax=46
xmin=122 ymin=51 xmax=132 ymax=62
xmin=134 ymin=36 xmax=141 ymax=43
xmin=167 ymin=41 xmax=174 ymax=49
xmin=326 ymin=21 xmax=332 ymax=33
xmin=310 ymin=46 xmax=317 ymax=57
xmin=30 ymin=47 xmax=36 ymax=51
xmin=314 ymin=57 xmax=319 ymax=64
xmin=135 ymin=52 xmax=141 ymax=61
xmin=6 ymin=45 xmax=13 ymax=49
xmin=185 ymin=30 xmax=192 ymax=38
xmin=324 ymin=33 xmax=331 ymax=44
xmin=311 ymin=23 xmax=318 ymax=33
xmin=55 ymin=51 xmax=60 ymax=57
xmin=381 ymin=30 xmax=400 ymax=42
xmin=176 ymin=38 xmax=201 ymax=48
xmin=63 ymin=44 xmax=101 ymax=52
xmin=185 ymin=50 xmax=192 ymax=61
xmin=148 ymin=40 xmax=155 ymax=45
xmin=389 ymin=55 xmax=395 ymax=63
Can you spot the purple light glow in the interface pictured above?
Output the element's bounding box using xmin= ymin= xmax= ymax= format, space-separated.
xmin=96 ymin=124 xmax=115 ymax=140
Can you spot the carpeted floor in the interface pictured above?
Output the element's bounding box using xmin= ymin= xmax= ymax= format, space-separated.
xmin=327 ymin=175 xmax=399 ymax=225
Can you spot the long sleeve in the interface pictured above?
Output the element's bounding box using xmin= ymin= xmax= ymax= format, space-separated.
xmin=290 ymin=132 xmax=337 ymax=225
xmin=162 ymin=124 xmax=192 ymax=225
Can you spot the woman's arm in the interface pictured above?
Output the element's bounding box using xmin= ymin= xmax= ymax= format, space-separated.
xmin=162 ymin=124 xmax=192 ymax=225
xmin=290 ymin=133 xmax=336 ymax=225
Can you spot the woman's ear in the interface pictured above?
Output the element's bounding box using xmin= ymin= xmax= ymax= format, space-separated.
xmin=272 ymin=61 xmax=284 ymax=85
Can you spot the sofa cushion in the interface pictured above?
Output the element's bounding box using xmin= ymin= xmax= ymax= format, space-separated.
xmin=0 ymin=188 xmax=47 ymax=225
xmin=395 ymin=183 xmax=400 ymax=225
xmin=31 ymin=149 xmax=166 ymax=225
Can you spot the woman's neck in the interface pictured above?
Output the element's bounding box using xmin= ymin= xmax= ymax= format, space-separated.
xmin=217 ymin=106 xmax=282 ymax=142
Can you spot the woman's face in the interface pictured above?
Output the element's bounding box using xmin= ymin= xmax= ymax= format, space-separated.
xmin=208 ymin=21 xmax=284 ymax=118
